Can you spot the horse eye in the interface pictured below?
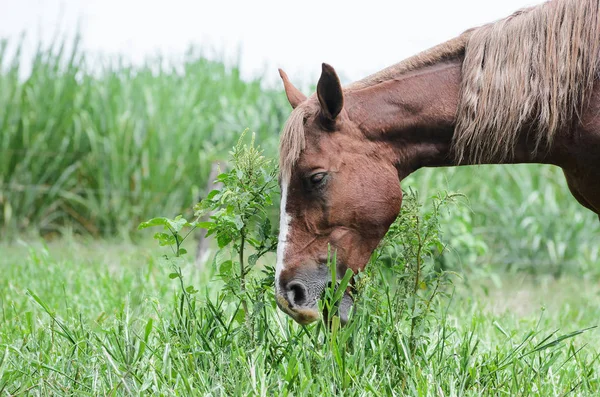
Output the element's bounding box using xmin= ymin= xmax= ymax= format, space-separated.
xmin=310 ymin=172 xmax=327 ymax=186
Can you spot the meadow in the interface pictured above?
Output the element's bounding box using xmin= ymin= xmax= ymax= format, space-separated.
xmin=1 ymin=37 xmax=600 ymax=395
xmin=1 ymin=237 xmax=599 ymax=395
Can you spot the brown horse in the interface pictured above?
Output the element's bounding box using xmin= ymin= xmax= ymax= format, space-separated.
xmin=275 ymin=0 xmax=600 ymax=325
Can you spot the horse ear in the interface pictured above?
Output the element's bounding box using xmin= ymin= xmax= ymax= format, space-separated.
xmin=279 ymin=68 xmax=307 ymax=109
xmin=317 ymin=63 xmax=343 ymax=120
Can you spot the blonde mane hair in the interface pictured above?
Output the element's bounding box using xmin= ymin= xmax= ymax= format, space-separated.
xmin=280 ymin=0 xmax=600 ymax=177
xmin=454 ymin=0 xmax=600 ymax=163
xmin=279 ymin=106 xmax=307 ymax=180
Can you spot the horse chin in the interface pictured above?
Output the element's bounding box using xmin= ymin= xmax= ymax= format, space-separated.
xmin=277 ymin=291 xmax=354 ymax=326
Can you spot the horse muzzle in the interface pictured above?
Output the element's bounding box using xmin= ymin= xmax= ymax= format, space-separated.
xmin=275 ymin=266 xmax=354 ymax=325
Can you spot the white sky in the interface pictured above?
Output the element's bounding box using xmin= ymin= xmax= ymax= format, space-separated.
xmin=1 ymin=0 xmax=544 ymax=86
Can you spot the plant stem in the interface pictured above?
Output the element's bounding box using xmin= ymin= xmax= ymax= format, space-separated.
xmin=410 ymin=213 xmax=422 ymax=356
xmin=239 ymin=229 xmax=251 ymax=334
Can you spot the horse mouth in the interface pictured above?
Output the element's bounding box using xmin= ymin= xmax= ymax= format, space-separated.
xmin=276 ymin=295 xmax=321 ymax=325
xmin=276 ymin=262 xmax=355 ymax=325
xmin=276 ymin=288 xmax=354 ymax=326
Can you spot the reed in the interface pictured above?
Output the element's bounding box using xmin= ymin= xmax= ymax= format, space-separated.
xmin=0 ymin=37 xmax=287 ymax=237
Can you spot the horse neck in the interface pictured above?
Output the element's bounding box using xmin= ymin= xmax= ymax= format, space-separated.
xmin=346 ymin=57 xmax=559 ymax=180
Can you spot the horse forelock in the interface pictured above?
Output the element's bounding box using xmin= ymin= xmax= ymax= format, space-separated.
xmin=279 ymin=106 xmax=307 ymax=181
xmin=453 ymin=0 xmax=600 ymax=164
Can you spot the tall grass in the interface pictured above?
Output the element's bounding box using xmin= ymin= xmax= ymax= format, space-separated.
xmin=0 ymin=37 xmax=287 ymax=237
xmin=1 ymin=225 xmax=598 ymax=394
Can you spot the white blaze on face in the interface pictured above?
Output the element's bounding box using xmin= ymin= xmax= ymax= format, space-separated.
xmin=275 ymin=178 xmax=291 ymax=294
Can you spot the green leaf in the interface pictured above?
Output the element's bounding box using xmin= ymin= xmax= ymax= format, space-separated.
xmin=248 ymin=254 xmax=259 ymax=268
xmin=219 ymin=260 xmax=232 ymax=275
xmin=217 ymin=233 xmax=233 ymax=248
xmin=168 ymin=273 xmax=179 ymax=279
xmin=196 ymin=221 xmax=214 ymax=230
xmin=138 ymin=217 xmax=169 ymax=230
xmin=185 ymin=286 xmax=198 ymax=294
xmin=205 ymin=229 xmax=216 ymax=238
xmin=206 ymin=189 xmax=221 ymax=200
xmin=167 ymin=216 xmax=188 ymax=233
xmin=135 ymin=318 xmax=153 ymax=363
xmin=260 ymin=218 xmax=271 ymax=240
xmin=246 ymin=237 xmax=260 ymax=249
xmin=232 ymin=215 xmax=244 ymax=230
xmin=154 ymin=232 xmax=176 ymax=246
xmin=216 ymin=173 xmax=229 ymax=182
xmin=233 ymin=307 xmax=246 ymax=324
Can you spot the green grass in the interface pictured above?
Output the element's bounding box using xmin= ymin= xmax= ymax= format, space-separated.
xmin=1 ymin=239 xmax=598 ymax=395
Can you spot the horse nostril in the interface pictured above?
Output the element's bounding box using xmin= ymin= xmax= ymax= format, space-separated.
xmin=287 ymin=281 xmax=308 ymax=307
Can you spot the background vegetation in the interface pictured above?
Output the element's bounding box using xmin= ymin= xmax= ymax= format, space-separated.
xmin=1 ymin=37 xmax=598 ymax=273
xmin=1 ymin=36 xmax=599 ymax=395
xmin=0 ymin=37 xmax=286 ymax=237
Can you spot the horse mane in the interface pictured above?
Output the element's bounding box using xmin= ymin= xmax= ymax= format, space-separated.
xmin=454 ymin=0 xmax=600 ymax=164
xmin=280 ymin=0 xmax=600 ymax=177
xmin=345 ymin=33 xmax=472 ymax=91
